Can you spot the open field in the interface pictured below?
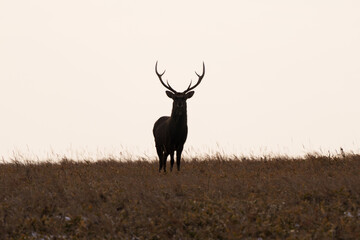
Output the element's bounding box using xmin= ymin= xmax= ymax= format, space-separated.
xmin=0 ymin=154 xmax=360 ymax=239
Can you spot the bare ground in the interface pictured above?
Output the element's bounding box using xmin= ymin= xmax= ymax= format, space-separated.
xmin=0 ymin=154 xmax=359 ymax=239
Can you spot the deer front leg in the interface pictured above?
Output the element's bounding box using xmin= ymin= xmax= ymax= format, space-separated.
xmin=170 ymin=151 xmax=175 ymax=172
xmin=176 ymin=147 xmax=183 ymax=171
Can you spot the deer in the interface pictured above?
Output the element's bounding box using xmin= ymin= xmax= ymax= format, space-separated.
xmin=153 ymin=61 xmax=205 ymax=172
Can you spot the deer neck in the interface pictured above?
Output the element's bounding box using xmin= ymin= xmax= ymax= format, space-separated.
xmin=170 ymin=109 xmax=187 ymax=127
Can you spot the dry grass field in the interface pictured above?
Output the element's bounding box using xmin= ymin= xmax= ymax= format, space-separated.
xmin=0 ymin=154 xmax=359 ymax=239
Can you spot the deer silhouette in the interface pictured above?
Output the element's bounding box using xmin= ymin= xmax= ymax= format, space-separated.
xmin=153 ymin=61 xmax=205 ymax=172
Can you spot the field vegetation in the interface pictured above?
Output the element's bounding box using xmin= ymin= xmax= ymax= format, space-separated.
xmin=0 ymin=154 xmax=359 ymax=239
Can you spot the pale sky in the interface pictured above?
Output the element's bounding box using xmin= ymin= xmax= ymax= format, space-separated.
xmin=1 ymin=1 xmax=360 ymax=160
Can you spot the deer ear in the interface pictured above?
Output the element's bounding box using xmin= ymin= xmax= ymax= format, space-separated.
xmin=185 ymin=91 xmax=194 ymax=99
xmin=166 ymin=91 xmax=175 ymax=99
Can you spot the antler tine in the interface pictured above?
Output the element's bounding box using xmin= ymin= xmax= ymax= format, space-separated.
xmin=155 ymin=61 xmax=166 ymax=76
xmin=185 ymin=80 xmax=192 ymax=91
xmin=155 ymin=61 xmax=177 ymax=93
xmin=183 ymin=62 xmax=205 ymax=93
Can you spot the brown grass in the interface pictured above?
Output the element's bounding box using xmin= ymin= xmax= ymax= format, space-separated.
xmin=0 ymin=154 xmax=360 ymax=239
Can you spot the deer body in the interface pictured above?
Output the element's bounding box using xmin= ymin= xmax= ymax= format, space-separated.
xmin=153 ymin=62 xmax=204 ymax=172
xmin=153 ymin=116 xmax=188 ymax=151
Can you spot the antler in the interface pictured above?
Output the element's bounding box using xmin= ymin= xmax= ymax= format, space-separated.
xmin=183 ymin=62 xmax=205 ymax=93
xmin=155 ymin=61 xmax=177 ymax=93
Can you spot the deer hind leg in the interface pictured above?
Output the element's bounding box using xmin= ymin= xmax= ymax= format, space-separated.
xmin=176 ymin=147 xmax=183 ymax=171
xmin=156 ymin=146 xmax=163 ymax=172
xmin=169 ymin=151 xmax=175 ymax=172
xmin=163 ymin=151 xmax=169 ymax=172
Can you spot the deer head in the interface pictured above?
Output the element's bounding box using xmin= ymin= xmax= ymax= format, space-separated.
xmin=155 ymin=61 xmax=205 ymax=116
